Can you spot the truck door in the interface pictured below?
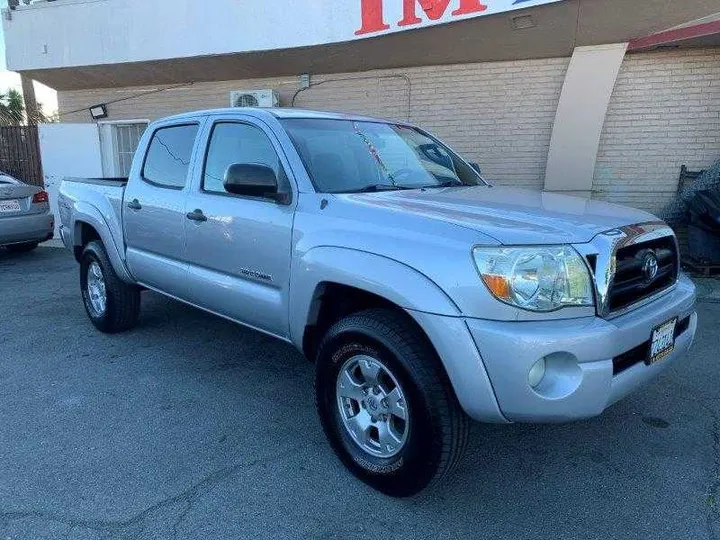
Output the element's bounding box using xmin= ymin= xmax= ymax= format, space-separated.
xmin=183 ymin=116 xmax=296 ymax=338
xmin=123 ymin=121 xmax=201 ymax=299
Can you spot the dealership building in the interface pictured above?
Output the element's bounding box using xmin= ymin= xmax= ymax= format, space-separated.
xmin=3 ymin=0 xmax=720 ymax=218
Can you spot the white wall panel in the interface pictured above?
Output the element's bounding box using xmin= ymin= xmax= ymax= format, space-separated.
xmin=39 ymin=123 xmax=102 ymax=234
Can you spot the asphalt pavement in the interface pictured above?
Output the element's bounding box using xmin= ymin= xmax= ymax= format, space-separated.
xmin=1 ymin=246 xmax=719 ymax=540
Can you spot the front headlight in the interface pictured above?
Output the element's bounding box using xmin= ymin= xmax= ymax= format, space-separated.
xmin=472 ymin=246 xmax=594 ymax=312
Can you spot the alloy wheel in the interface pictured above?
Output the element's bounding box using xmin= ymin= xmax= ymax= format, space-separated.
xmin=86 ymin=261 xmax=107 ymax=316
xmin=336 ymin=354 xmax=410 ymax=458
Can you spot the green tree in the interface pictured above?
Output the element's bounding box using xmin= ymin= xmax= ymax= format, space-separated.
xmin=35 ymin=102 xmax=58 ymax=123
xmin=0 ymin=89 xmax=25 ymax=125
xmin=0 ymin=89 xmax=57 ymax=124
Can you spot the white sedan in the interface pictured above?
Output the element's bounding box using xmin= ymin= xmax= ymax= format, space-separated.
xmin=0 ymin=174 xmax=54 ymax=253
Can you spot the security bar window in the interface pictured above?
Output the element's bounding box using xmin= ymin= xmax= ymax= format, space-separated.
xmin=112 ymin=123 xmax=148 ymax=177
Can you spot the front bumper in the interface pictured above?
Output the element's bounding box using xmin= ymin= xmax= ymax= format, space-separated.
xmin=0 ymin=212 xmax=54 ymax=246
xmin=411 ymin=274 xmax=697 ymax=424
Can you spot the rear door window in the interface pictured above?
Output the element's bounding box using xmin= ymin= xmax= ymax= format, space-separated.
xmin=142 ymin=124 xmax=199 ymax=188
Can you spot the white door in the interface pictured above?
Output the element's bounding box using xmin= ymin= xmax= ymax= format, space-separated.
xmin=39 ymin=123 xmax=103 ymax=235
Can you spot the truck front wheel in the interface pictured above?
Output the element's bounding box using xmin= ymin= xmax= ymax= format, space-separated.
xmin=80 ymin=240 xmax=140 ymax=333
xmin=315 ymin=308 xmax=469 ymax=497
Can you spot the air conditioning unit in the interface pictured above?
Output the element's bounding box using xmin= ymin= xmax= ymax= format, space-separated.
xmin=230 ymin=89 xmax=279 ymax=108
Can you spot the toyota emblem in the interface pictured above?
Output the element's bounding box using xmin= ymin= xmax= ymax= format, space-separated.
xmin=642 ymin=252 xmax=659 ymax=282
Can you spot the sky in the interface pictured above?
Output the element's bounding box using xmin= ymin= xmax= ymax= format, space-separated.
xmin=0 ymin=1 xmax=58 ymax=115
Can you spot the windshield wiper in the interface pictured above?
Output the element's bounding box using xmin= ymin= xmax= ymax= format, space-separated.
xmin=349 ymin=184 xmax=416 ymax=193
xmin=420 ymin=180 xmax=464 ymax=189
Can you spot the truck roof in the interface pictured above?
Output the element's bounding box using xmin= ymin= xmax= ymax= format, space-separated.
xmin=158 ymin=107 xmax=399 ymax=125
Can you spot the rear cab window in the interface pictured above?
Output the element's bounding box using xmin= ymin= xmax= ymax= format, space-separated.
xmin=141 ymin=124 xmax=199 ymax=189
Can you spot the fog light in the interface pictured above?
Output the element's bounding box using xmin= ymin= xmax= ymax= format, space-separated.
xmin=528 ymin=358 xmax=546 ymax=388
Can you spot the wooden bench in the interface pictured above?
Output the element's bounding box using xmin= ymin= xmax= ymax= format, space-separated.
xmin=683 ymin=258 xmax=720 ymax=277
xmin=678 ymin=164 xmax=720 ymax=272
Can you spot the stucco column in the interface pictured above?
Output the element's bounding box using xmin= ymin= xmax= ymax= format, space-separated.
xmin=544 ymin=43 xmax=628 ymax=198
xmin=20 ymin=74 xmax=39 ymax=125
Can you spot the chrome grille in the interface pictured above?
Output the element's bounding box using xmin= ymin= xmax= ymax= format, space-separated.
xmin=607 ymin=235 xmax=678 ymax=313
xmin=576 ymin=222 xmax=679 ymax=318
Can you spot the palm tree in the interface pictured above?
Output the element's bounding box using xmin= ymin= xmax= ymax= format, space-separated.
xmin=0 ymin=88 xmax=58 ymax=125
xmin=0 ymin=89 xmax=26 ymax=125
xmin=34 ymin=102 xmax=58 ymax=123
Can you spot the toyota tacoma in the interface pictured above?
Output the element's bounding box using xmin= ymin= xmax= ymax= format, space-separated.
xmin=58 ymin=108 xmax=697 ymax=496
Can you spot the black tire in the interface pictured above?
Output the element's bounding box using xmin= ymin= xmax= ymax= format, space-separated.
xmin=315 ymin=308 xmax=469 ymax=497
xmin=80 ymin=240 xmax=140 ymax=333
xmin=6 ymin=241 xmax=38 ymax=253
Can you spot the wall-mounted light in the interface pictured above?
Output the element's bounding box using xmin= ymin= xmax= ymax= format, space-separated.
xmin=89 ymin=104 xmax=108 ymax=120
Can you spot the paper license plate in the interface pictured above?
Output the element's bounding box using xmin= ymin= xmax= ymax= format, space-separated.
xmin=647 ymin=318 xmax=677 ymax=365
xmin=0 ymin=199 xmax=21 ymax=213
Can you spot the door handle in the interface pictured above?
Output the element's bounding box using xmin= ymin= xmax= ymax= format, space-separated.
xmin=186 ymin=209 xmax=207 ymax=222
xmin=127 ymin=198 xmax=142 ymax=211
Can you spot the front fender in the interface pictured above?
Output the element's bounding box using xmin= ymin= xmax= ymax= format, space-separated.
xmin=72 ymin=201 xmax=134 ymax=283
xmin=288 ymin=246 xmax=461 ymax=348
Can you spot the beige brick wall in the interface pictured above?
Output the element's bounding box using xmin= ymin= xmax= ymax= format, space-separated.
xmin=593 ymin=48 xmax=720 ymax=216
xmin=55 ymin=49 xmax=720 ymax=202
xmin=58 ymin=57 xmax=570 ymax=190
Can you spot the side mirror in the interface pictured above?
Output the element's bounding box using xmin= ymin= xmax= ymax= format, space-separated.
xmin=223 ymin=163 xmax=287 ymax=203
xmin=469 ymin=162 xmax=482 ymax=175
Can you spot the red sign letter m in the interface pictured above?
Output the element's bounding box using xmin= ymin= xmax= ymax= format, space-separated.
xmin=399 ymin=0 xmax=487 ymax=26
xmin=356 ymin=0 xmax=487 ymax=35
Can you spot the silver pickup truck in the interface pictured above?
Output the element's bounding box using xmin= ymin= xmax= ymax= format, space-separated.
xmin=59 ymin=108 xmax=697 ymax=496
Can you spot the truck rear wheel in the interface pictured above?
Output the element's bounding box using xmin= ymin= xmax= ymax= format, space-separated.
xmin=315 ymin=308 xmax=469 ymax=497
xmin=80 ymin=240 xmax=140 ymax=333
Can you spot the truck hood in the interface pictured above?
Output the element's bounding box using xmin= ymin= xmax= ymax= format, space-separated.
xmin=341 ymin=186 xmax=659 ymax=245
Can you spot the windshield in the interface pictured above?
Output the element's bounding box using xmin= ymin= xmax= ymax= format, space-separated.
xmin=281 ymin=118 xmax=485 ymax=193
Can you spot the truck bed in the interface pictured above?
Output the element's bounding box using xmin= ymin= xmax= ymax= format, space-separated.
xmin=58 ymin=176 xmax=127 ymax=255
xmin=63 ymin=177 xmax=128 ymax=187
